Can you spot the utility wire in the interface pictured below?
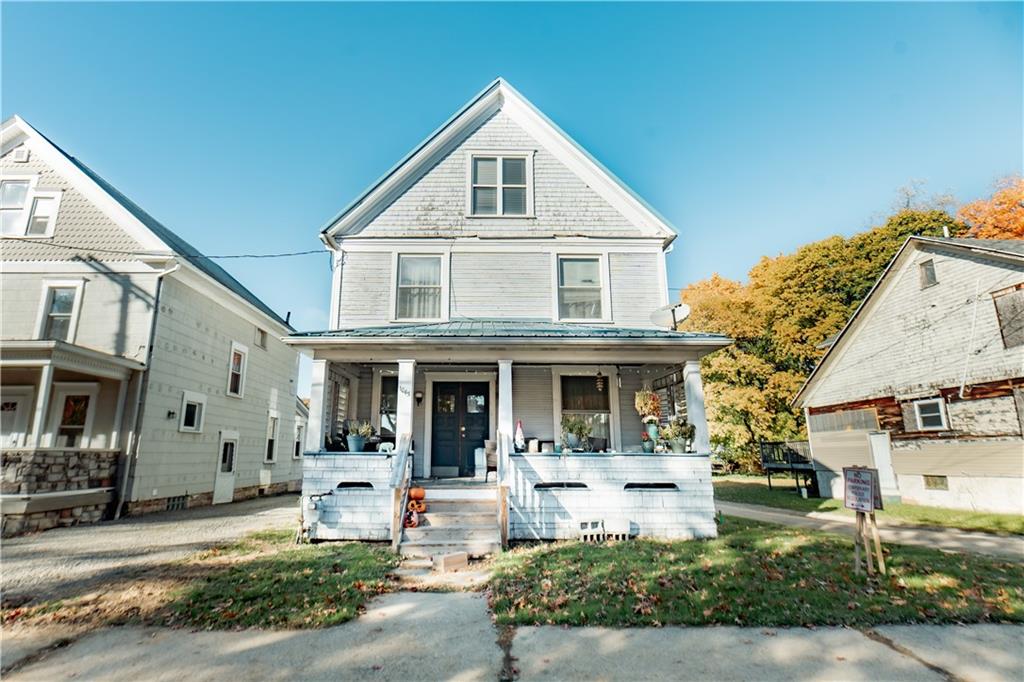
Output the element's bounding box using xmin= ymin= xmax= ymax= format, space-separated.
xmin=0 ymin=236 xmax=324 ymax=260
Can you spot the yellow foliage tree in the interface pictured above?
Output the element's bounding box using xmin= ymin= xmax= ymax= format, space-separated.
xmin=958 ymin=177 xmax=1024 ymax=239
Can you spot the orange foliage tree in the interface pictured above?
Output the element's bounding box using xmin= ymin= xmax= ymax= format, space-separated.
xmin=958 ymin=177 xmax=1024 ymax=239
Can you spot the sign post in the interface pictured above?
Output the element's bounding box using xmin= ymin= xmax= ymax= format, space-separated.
xmin=843 ymin=467 xmax=886 ymax=576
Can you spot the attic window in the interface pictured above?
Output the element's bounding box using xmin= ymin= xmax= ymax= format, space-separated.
xmin=468 ymin=153 xmax=533 ymax=217
xmin=919 ymin=259 xmax=937 ymax=288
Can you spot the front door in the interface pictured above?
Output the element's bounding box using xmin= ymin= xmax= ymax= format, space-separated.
xmin=214 ymin=431 xmax=238 ymax=504
xmin=431 ymin=382 xmax=489 ymax=477
xmin=0 ymin=389 xmax=31 ymax=448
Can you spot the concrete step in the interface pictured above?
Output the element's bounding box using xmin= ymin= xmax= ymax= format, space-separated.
xmin=402 ymin=526 xmax=498 ymax=543
xmin=399 ymin=539 xmax=501 ymax=559
xmin=419 ymin=500 xmax=494 ymax=514
xmin=417 ymin=512 xmax=494 ymax=529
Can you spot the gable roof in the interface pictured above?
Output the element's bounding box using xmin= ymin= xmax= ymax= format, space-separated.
xmin=2 ymin=115 xmax=292 ymax=331
xmin=320 ymin=78 xmax=677 ymax=245
xmin=793 ymin=235 xmax=1024 ymax=407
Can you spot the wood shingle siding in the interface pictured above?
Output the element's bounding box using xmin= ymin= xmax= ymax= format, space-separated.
xmin=358 ymin=111 xmax=639 ymax=239
xmin=1 ymin=146 xmax=145 ymax=261
xmin=451 ymin=252 xmax=552 ymax=319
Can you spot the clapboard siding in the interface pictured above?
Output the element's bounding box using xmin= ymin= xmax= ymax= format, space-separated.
xmin=0 ymin=271 xmax=159 ymax=360
xmin=135 ymin=276 xmax=300 ymax=501
xmin=892 ymin=439 xmax=1024 ymax=477
xmin=808 ymin=429 xmax=873 ymax=472
xmin=512 ymin=366 xmax=554 ymax=441
xmin=807 ymin=245 xmax=1024 ymax=408
xmin=1 ymin=143 xmax=144 ymax=261
xmin=338 ymin=252 xmax=393 ymax=326
xmin=618 ymin=369 xmax=646 ymax=451
xmin=359 ymin=111 xmax=639 ymax=239
xmin=609 ymin=252 xmax=665 ymax=328
xmin=451 ymin=252 xmax=552 ymax=319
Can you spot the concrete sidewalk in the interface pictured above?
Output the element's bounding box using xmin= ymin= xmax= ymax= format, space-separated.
xmin=4 ymin=592 xmax=1022 ymax=681
xmin=717 ymin=501 xmax=1024 ymax=561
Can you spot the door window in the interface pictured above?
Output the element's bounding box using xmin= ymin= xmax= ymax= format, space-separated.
xmin=1 ymin=400 xmax=21 ymax=447
xmin=220 ymin=440 xmax=236 ymax=473
xmin=56 ymin=394 xmax=90 ymax=447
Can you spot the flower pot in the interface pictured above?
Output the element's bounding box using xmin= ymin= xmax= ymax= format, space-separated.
xmin=346 ymin=435 xmax=366 ymax=452
xmin=645 ymin=423 xmax=660 ymax=441
xmin=565 ymin=433 xmax=580 ymax=449
xmin=669 ymin=438 xmax=687 ymax=454
xmin=641 ymin=439 xmax=656 ymax=453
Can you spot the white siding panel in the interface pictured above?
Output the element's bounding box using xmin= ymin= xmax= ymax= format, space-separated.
xmin=451 ymin=252 xmax=551 ymax=319
xmin=609 ymin=252 xmax=664 ymax=328
xmin=512 ymin=366 xmax=554 ymax=441
xmin=338 ymin=251 xmax=393 ymax=327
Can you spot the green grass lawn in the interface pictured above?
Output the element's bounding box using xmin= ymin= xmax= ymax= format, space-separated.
xmin=162 ymin=532 xmax=399 ymax=629
xmin=488 ymin=517 xmax=1024 ymax=627
xmin=713 ymin=475 xmax=1024 ymax=536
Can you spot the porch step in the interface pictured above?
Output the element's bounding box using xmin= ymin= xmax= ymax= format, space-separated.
xmin=402 ymin=526 xmax=498 ymax=543
xmin=422 ymin=488 xmax=496 ymax=501
xmin=417 ymin=512 xmax=494 ymax=529
xmin=418 ymin=500 xmax=494 ymax=514
xmin=398 ymin=539 xmax=501 ymax=559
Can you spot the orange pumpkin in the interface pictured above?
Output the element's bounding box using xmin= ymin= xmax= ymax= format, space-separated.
xmin=408 ymin=487 xmax=426 ymax=501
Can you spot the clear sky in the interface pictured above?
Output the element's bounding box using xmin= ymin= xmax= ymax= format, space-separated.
xmin=3 ymin=2 xmax=1021 ymax=395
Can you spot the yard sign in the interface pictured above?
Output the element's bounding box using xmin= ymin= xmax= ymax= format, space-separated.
xmin=843 ymin=467 xmax=886 ymax=576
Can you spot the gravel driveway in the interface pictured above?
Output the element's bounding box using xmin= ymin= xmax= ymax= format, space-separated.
xmin=2 ymin=494 xmax=299 ymax=603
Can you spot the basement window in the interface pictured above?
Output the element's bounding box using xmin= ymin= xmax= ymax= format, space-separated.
xmin=923 ymin=475 xmax=948 ymax=491
xmin=534 ymin=482 xmax=588 ymax=490
xmin=624 ymin=482 xmax=680 ymax=491
xmin=336 ymin=481 xmax=374 ymax=489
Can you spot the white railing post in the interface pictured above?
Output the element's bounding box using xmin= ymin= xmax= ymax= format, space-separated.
xmin=306 ymin=358 xmax=328 ymax=452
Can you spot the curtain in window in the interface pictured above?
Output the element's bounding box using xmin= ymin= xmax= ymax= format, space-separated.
xmin=397 ymin=256 xmax=441 ymax=319
xmin=560 ymin=376 xmax=610 ymax=441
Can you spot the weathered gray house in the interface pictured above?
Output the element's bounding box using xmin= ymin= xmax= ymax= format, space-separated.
xmin=287 ymin=79 xmax=730 ymax=555
xmin=795 ymin=237 xmax=1024 ymax=514
xmin=1 ymin=116 xmax=303 ymax=535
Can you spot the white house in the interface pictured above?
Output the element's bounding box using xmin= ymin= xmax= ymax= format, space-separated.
xmin=286 ymin=79 xmax=731 ymax=555
xmin=0 ymin=116 xmax=303 ymax=535
xmin=794 ymin=236 xmax=1024 ymax=514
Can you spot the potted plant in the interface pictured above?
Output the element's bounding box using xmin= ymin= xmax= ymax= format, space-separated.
xmin=561 ymin=415 xmax=591 ymax=451
xmin=346 ymin=421 xmax=374 ymax=453
xmin=634 ymin=387 xmax=661 ymax=441
xmin=640 ymin=430 xmax=656 ymax=453
xmin=659 ymin=417 xmax=696 ymax=453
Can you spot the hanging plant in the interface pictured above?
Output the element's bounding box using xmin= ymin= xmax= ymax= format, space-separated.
xmin=634 ymin=387 xmax=661 ymax=419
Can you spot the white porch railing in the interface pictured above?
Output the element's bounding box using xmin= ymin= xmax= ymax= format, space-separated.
xmin=389 ymin=434 xmax=413 ymax=550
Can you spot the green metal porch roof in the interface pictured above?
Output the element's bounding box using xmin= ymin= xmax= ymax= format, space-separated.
xmin=290 ymin=319 xmax=731 ymax=343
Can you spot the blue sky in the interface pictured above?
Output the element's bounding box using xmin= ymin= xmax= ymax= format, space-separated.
xmin=3 ymin=2 xmax=1021 ymax=393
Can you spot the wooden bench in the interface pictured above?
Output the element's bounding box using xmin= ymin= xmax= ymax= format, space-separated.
xmin=759 ymin=441 xmax=820 ymax=496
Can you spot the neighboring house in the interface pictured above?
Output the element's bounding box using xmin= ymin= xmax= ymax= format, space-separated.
xmin=0 ymin=116 xmax=302 ymax=536
xmin=795 ymin=237 xmax=1024 ymax=514
xmin=287 ymin=79 xmax=731 ymax=554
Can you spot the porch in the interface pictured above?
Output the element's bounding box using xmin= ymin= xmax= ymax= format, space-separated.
xmin=0 ymin=340 xmax=144 ymax=535
xmin=287 ymin=320 xmax=730 ymax=545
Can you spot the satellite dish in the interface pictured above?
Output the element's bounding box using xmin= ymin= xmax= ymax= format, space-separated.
xmin=650 ymin=303 xmax=691 ymax=329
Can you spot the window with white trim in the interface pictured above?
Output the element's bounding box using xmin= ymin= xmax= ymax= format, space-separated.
xmin=265 ymin=413 xmax=279 ymax=463
xmin=255 ymin=327 xmax=268 ymax=350
xmin=294 ymin=423 xmax=304 ymax=459
xmin=469 ymin=154 xmax=530 ymax=216
xmin=0 ymin=175 xmax=61 ymax=238
xmin=396 ymin=255 xmax=442 ymax=320
xmin=0 ymin=179 xmax=31 ymax=235
xmin=226 ymin=342 xmax=248 ymax=397
xmin=557 ymin=256 xmax=604 ymax=320
xmin=560 ymin=375 xmax=611 ymax=446
xmin=38 ymin=283 xmax=83 ymax=343
xmin=178 ymin=391 xmax=207 ymax=433
xmin=992 ymin=283 xmax=1024 ymax=350
xmin=913 ymin=398 xmax=947 ymax=431
xmin=919 ymin=259 xmax=937 ymax=288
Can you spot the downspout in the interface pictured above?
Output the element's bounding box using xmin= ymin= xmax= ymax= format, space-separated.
xmin=114 ymin=259 xmax=180 ymax=518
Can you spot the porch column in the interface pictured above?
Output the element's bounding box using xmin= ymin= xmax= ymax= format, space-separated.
xmin=305 ymin=358 xmax=328 ymax=452
xmin=683 ymin=360 xmax=711 ymax=455
xmin=396 ymin=359 xmax=416 ymax=446
xmin=28 ymin=364 xmax=55 ymax=449
xmin=497 ymin=360 xmax=513 ymax=482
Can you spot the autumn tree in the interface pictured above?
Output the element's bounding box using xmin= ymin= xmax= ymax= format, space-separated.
xmin=679 ymin=209 xmax=966 ymax=470
xmin=958 ymin=176 xmax=1024 ymax=239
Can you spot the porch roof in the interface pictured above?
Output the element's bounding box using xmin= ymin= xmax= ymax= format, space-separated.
xmin=290 ymin=319 xmax=731 ymax=344
xmin=0 ymin=340 xmax=145 ymax=381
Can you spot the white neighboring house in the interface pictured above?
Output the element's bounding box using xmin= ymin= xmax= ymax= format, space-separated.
xmin=286 ymin=79 xmax=731 ymax=555
xmin=0 ymin=116 xmax=302 ymax=536
xmin=795 ymin=236 xmax=1024 ymax=514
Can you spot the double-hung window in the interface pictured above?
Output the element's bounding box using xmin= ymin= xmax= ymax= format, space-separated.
xmin=557 ymin=256 xmax=604 ymax=321
xmin=919 ymin=259 xmax=938 ymax=288
xmin=396 ymin=255 xmax=442 ymax=320
xmin=37 ymin=281 xmax=83 ymax=343
xmin=560 ymin=375 xmax=611 ymax=445
xmin=913 ymin=398 xmax=947 ymax=431
xmin=469 ymin=154 xmax=530 ymax=216
xmin=265 ymin=412 xmax=279 ymax=463
xmin=227 ymin=342 xmax=248 ymax=397
xmin=1 ymin=176 xmax=61 ymax=238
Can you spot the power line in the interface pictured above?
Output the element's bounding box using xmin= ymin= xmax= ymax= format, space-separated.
xmin=0 ymin=236 xmax=325 ymax=260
